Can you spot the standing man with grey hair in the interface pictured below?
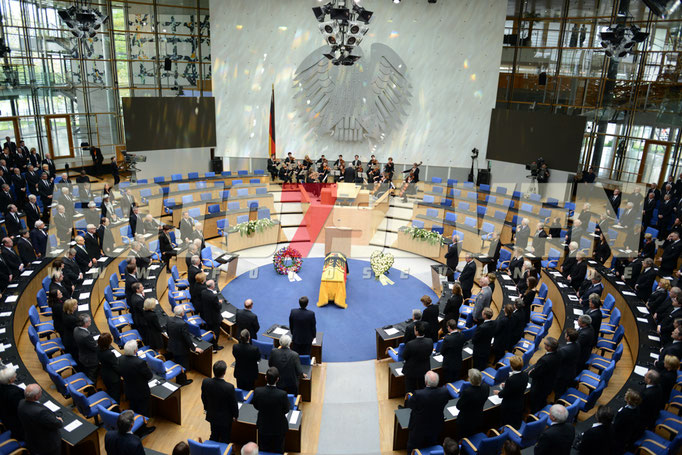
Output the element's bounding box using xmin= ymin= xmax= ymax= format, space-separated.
xmin=268 ymin=334 xmax=306 ymax=395
xmin=534 ymin=404 xmax=574 ymax=455
xmin=528 ymin=337 xmax=560 ymax=413
xmin=201 ymin=279 xmax=225 ymax=352
xmin=73 ymin=314 xmax=98 ymax=383
xmin=118 ymin=340 xmax=154 ymax=427
xmin=104 ymin=410 xmax=145 ymax=455
xmin=241 ymin=442 xmax=258 ymax=455
xmin=236 ymin=299 xmax=260 ymax=341
xmin=406 ymin=371 xmax=450 ymax=453
xmin=17 ymin=384 xmax=63 ymax=455
xmin=459 ymin=253 xmax=476 ymax=300
xmin=472 ymin=276 xmax=492 ymax=323
xmin=576 ymin=314 xmax=594 ymax=368
xmin=0 ymin=365 xmax=24 ymax=439
xmin=30 ymin=219 xmax=47 ymax=257
xmin=403 ymin=309 xmax=422 ymax=345
xmin=25 ymin=194 xmax=41 ymax=230
xmin=167 ymin=306 xmax=203 ymax=386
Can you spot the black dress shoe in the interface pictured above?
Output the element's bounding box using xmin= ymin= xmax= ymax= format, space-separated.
xmin=179 ymin=379 xmax=193 ymax=386
xmin=215 ymin=345 xmax=224 ymax=351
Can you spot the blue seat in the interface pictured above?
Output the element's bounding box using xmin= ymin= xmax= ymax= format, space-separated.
xmin=557 ymin=378 xmax=606 ymax=412
xmin=467 ymin=192 xmax=477 ymax=200
xmin=541 ymin=248 xmax=561 ymax=268
xmin=67 ymin=382 xmax=117 ymax=420
xmin=236 ymin=214 xmax=249 ymax=224
xmin=433 ymin=186 xmax=444 ymax=195
xmin=432 ymin=225 xmax=444 ymax=235
xmin=208 ymin=204 xmax=220 ymax=214
xmin=520 ymin=203 xmax=533 ymax=213
xmin=217 ymin=219 xmax=229 ymax=238
xmin=200 ymin=192 xmax=213 ymax=201
xmin=178 ymin=183 xmax=190 ymax=192
xmin=431 ymin=177 xmax=442 ymax=183
xmin=196 ymin=181 xmax=207 ymax=189
xmin=464 ymin=217 xmax=477 ymax=228
xmin=458 ymin=202 xmax=470 ymax=212
xmin=104 ymin=303 xmax=133 ymax=331
xmin=463 ymin=182 xmax=474 ymax=189
xmin=109 ymin=274 xmax=126 ymax=298
xmin=222 ymin=171 xmax=232 ymax=177
xmin=445 ymin=212 xmax=456 ymax=223
xmin=485 ymin=195 xmax=497 ymax=205
xmin=250 ymin=178 xmax=260 ymax=184
xmin=634 ymin=430 xmax=682 ymax=455
xmin=388 ymin=343 xmax=405 ymax=362
xmin=447 ymin=179 xmax=457 ymax=186
xmin=28 ymin=306 xmax=55 ymax=338
xmin=237 ymin=188 xmax=248 ymax=197
xmin=546 ymin=198 xmax=558 ymax=206
xmin=258 ymin=208 xmax=270 ymax=219
xmin=171 ymin=173 xmax=182 ymax=181
xmin=247 ymin=199 xmax=259 ymax=209
xmin=188 ymin=172 xmax=199 ymax=179
xmin=227 ymin=201 xmax=240 ymax=211
xmin=495 ymin=186 xmax=507 ymax=194
xmin=221 ymin=190 xmax=231 ymax=200
xmin=171 ymin=265 xmax=190 ymax=289
xmin=235 ymin=388 xmax=254 ymax=403
xmin=645 ymin=226 xmax=659 ymax=238
xmin=480 ymin=183 xmax=490 ymax=192
xmin=423 ymin=194 xmax=435 ymax=204
xmin=481 ymin=364 xmax=510 ymax=386
xmin=42 ymin=275 xmax=52 ymax=292
xmin=446 ymin=380 xmax=470 ymax=398
xmin=146 ymin=353 xmax=184 ymax=381
xmin=599 ymin=307 xmax=621 ymax=336
xmin=107 ymin=320 xmax=142 ymax=348
xmin=205 ymin=171 xmax=215 ymax=177
xmin=426 ymin=208 xmax=439 ymax=218
xmin=97 ymin=405 xmax=147 ymax=432
xmin=28 ymin=325 xmax=64 ymax=357
xmin=201 ymin=247 xmax=220 ymax=268
xmin=441 ymin=198 xmax=453 ymax=207
xmin=538 ymin=208 xmax=551 ymax=219
xmin=140 ymin=188 xmax=152 ymax=202
xmin=45 ymin=363 xmax=92 ymax=398
xmin=461 ymin=430 xmax=508 ymax=455
xmin=253 ymin=338 xmax=273 ymax=359
xmin=414 ymin=445 xmax=444 ymax=455
xmin=412 ymin=220 xmax=425 ymax=228
xmin=182 ymin=194 xmax=194 ymax=205
xmin=529 ymin=193 xmax=541 ymax=202
xmin=232 ymin=179 xmax=243 ymax=185
xmin=238 ymin=170 xmax=248 ymax=175
xmin=187 ymin=438 xmax=233 ymax=455
xmin=502 ymin=414 xmax=548 ymax=448
xmin=256 ymin=187 xmax=267 ymax=195
xmin=497 ymin=248 xmax=511 ymax=270
xmin=154 ymin=176 xmax=165 ymax=183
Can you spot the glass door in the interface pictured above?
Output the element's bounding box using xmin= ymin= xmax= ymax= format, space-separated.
xmin=638 ymin=140 xmax=672 ymax=186
xmin=0 ymin=117 xmax=20 ymax=144
xmin=45 ymin=115 xmax=74 ymax=158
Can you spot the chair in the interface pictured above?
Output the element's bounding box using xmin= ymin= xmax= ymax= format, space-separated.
xmin=0 ymin=430 xmax=27 ymax=454
xmin=171 ymin=173 xmax=182 ymax=181
xmin=431 ymin=177 xmax=442 ymax=183
xmin=222 ymin=171 xmax=232 ymax=177
xmin=35 ymin=343 xmax=76 ymax=374
xmin=426 ymin=208 xmax=439 ymax=218
xmin=414 ymin=446 xmax=444 ymax=455
xmin=481 ymin=364 xmax=510 ymax=386
xmin=258 ymin=208 xmax=271 ymax=219
xmin=586 ymin=343 xmax=623 ymax=373
xmin=432 ymin=225 xmax=444 ymax=235
xmin=171 ymin=265 xmax=190 ymax=289
xmin=67 ymin=383 xmax=118 ymax=421
xmin=530 ymin=298 xmax=553 ymax=325
xmin=634 ymin=430 xmax=682 ymax=455
xmin=164 ymin=198 xmax=176 ymax=214
xmin=208 ymin=204 xmax=220 ymax=214
xmin=237 ymin=170 xmax=248 ymax=176
xmin=423 ymin=194 xmax=435 ymax=204
xmin=227 ymin=201 xmax=240 ymax=211
xmin=146 ymin=353 xmax=184 ymax=382
xmin=201 ymin=247 xmax=220 ymax=268
xmin=45 ymin=363 xmax=93 ymax=398
xmin=497 ymin=248 xmax=511 ymax=270
xmin=200 ymin=192 xmax=213 ymax=201
xmin=216 ymin=219 xmax=229 ymax=242
xmin=28 ymin=306 xmax=55 ymax=338
xmin=541 ymin=248 xmax=560 ymax=268
xmin=601 ymin=293 xmax=616 ymax=317
xmin=256 ymin=187 xmax=268 ymax=195
xmin=182 ymin=194 xmax=194 ymax=204
xmin=575 ymin=361 xmax=616 ymax=391
xmin=446 ymin=380 xmax=470 ymax=398
xmin=532 ymin=283 xmax=548 ymax=307
xmin=247 ymin=199 xmax=259 ymax=210
xmin=412 ymin=220 xmax=425 ymax=229
xmin=253 ymin=338 xmax=273 ymax=359
xmin=109 ymin=274 xmax=126 ymax=299
xmin=188 ymin=207 xmax=201 ymax=219
xmin=187 ymin=439 xmax=233 ymax=455
xmin=104 ymin=302 xmax=133 ymax=331
xmin=205 ymin=171 xmax=215 ymax=177
xmin=232 ymin=179 xmax=243 ymax=185
xmin=557 ymin=378 xmax=607 ymax=412
xmin=387 ymin=343 xmax=405 ymax=362
xmin=461 ymin=429 xmax=508 ymax=455
xmin=237 ymin=188 xmax=248 ymax=197
xmin=41 ymin=275 xmax=52 ymax=292
xmin=188 ymin=172 xmax=199 ymax=179
xmin=599 ymin=307 xmax=621 ymax=336
xmin=107 ymin=320 xmax=142 ymax=348
xmin=502 ymin=414 xmax=548 ymax=448
xmin=249 ymin=178 xmax=260 ymax=184
xmin=104 ymin=286 xmax=128 ymax=313
xmin=168 ymin=277 xmax=191 ymax=301
xmin=187 ymin=321 xmax=214 ymax=343
xmin=139 ymin=188 xmax=152 ymax=203
xmin=27 ymin=325 xmax=64 ymax=357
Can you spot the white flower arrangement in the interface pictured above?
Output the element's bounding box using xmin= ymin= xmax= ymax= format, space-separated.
xmin=232 ymin=218 xmax=275 ymax=237
xmin=370 ymin=250 xmax=395 ymax=285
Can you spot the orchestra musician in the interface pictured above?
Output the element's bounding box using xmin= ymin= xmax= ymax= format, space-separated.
xmin=303 ymin=155 xmax=313 ymax=169
xmin=384 ymin=157 xmax=395 ymax=181
xmin=400 ymin=162 xmax=422 ymax=202
xmin=267 ymin=157 xmax=279 ymax=180
xmin=334 ymin=155 xmax=345 ymax=169
xmin=352 ymin=155 xmax=362 ymax=168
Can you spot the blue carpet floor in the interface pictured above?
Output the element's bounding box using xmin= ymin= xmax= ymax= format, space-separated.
xmin=221 ymin=258 xmax=437 ymax=362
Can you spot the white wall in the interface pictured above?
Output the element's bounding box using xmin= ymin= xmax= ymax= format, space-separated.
xmin=130 ymin=148 xmax=212 ymax=181
xmin=210 ymin=0 xmax=506 ymax=167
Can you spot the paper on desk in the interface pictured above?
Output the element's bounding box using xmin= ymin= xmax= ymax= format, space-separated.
xmin=0 ymin=312 xmax=12 ymax=317
xmin=649 ymin=335 xmax=661 ymax=342
xmin=568 ymin=295 xmax=579 ymax=302
xmin=44 ymin=401 xmax=60 ymax=412
xmin=289 ymin=410 xmax=301 ymax=425
xmin=651 ymin=353 xmax=660 ymax=360
xmin=557 ymin=283 xmax=567 ymax=288
xmin=433 ymin=355 xmax=443 ymax=363
xmin=634 ymin=365 xmax=649 ymax=377
xmin=616 ymin=281 xmax=626 ymax=285
xmin=148 ymin=379 xmax=159 ymax=388
xmin=113 ymin=350 xmax=121 ymax=357
xmin=500 ymin=275 xmax=512 ymax=281
xmin=113 ymin=248 xmax=124 ymax=254
xmin=144 ymin=289 xmax=153 ymax=293
xmin=79 ymin=293 xmax=90 ymax=300
xmin=81 ymin=279 xmax=94 ymax=286
xmin=447 ymin=406 xmax=460 ymax=417
xmin=64 ymin=420 xmax=82 ymax=432
xmin=573 ymin=321 xmax=580 ymax=329
xmin=573 ymin=308 xmax=583 ymax=316
xmin=149 ymin=264 xmax=161 ymax=270
xmin=637 ymin=306 xmax=650 ymax=314
xmin=7 ymin=283 xmax=17 ymax=288
xmin=505 ymin=285 xmax=517 ymax=291
xmin=273 ymin=327 xmax=288 ymax=336
xmin=97 ymin=257 xmax=108 ymax=263
xmin=488 ymin=395 xmax=503 ymax=406
xmin=0 ymin=328 xmax=5 ymax=334
xmin=622 ymin=291 xmax=637 ymax=297
xmin=20 ymin=270 xmax=32 ymax=277
xmin=395 ymin=368 xmax=403 ymax=377
xmin=77 ymin=304 xmax=89 ymax=312
xmin=463 ymin=347 xmax=473 ymax=355
xmin=4 ymin=295 xmax=17 ymax=303
xmin=312 ymin=338 xmax=317 ymax=344
xmin=238 ymin=402 xmax=242 ymax=409
xmin=17 ymin=383 xmax=25 ymax=389
xmin=162 ymin=382 xmax=178 ymax=392
xmin=384 ymin=328 xmax=399 ymax=336
xmin=87 ymin=268 xmax=98 ymax=274
xmin=221 ymin=311 xmax=234 ymax=319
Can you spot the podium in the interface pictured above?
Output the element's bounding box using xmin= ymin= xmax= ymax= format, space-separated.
xmin=324 ymin=227 xmax=352 ymax=257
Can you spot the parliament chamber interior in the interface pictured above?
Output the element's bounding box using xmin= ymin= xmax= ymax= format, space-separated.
xmin=0 ymin=0 xmax=682 ymax=454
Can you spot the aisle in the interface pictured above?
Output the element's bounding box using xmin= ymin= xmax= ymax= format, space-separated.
xmin=316 ymin=361 xmax=382 ymax=454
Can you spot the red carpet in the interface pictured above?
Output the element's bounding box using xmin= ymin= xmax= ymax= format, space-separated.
xmin=286 ymin=184 xmax=337 ymax=257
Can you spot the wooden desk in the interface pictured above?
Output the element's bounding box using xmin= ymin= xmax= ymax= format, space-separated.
xmin=150 ymin=380 xmax=183 ymax=425
xmin=232 ymin=403 xmax=302 ymax=452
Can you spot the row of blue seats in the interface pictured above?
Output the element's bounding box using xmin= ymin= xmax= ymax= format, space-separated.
xmin=118 ymin=170 xmax=266 ymax=188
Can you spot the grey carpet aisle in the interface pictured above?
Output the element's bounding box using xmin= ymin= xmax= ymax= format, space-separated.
xmin=316 ymin=360 xmax=382 ymax=455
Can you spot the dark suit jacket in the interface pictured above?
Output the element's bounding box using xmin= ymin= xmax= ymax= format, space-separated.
xmin=661 ymin=240 xmax=682 ymax=272
xmin=143 ymin=310 xmax=164 ymax=350
xmin=62 ymin=257 xmax=80 ymax=289
xmin=569 ymin=261 xmax=587 ymax=291
xmin=640 ymin=385 xmax=664 ymax=428
xmin=4 ymin=211 xmax=21 ymax=236
xmin=612 ymin=406 xmax=642 ymax=452
xmin=268 ymin=347 xmax=303 ymax=392
xmin=17 ymin=399 xmax=63 ymax=455
xmin=421 ymin=304 xmax=440 ymax=342
xmin=124 ymin=273 xmax=139 ymax=302
xmin=403 ymin=337 xmax=433 ymax=379
xmin=444 ymin=242 xmax=459 ymax=271
xmin=407 ymin=386 xmax=450 ymax=444
xmin=459 ymin=261 xmax=476 ymax=292
xmin=499 ymin=371 xmax=528 ymax=428
xmin=84 ymin=232 xmax=100 ymax=259
xmin=73 ymin=326 xmax=98 ymax=368
xmin=236 ymin=309 xmax=260 ymax=340
xmin=0 ymin=383 xmax=24 ymax=439
xmin=472 ymin=320 xmax=496 ymax=367
xmin=118 ymin=355 xmax=153 ymax=405
xmin=656 ymin=341 xmax=682 ymax=370
xmin=637 ymin=267 xmax=658 ymax=300
xmin=74 ymin=245 xmax=90 ymax=273
xmin=252 ymin=385 xmax=290 ymax=436
xmin=456 ymin=383 xmax=490 ymax=437
xmin=201 ymin=377 xmax=239 ymax=423
xmin=1 ymin=246 xmax=20 ymax=276
xmin=586 ymin=308 xmax=602 ymax=342
xmin=441 ymin=331 xmax=465 ymax=377
xmin=98 ymin=348 xmax=121 ymax=390
xmin=509 ymin=309 xmax=526 ymax=350
xmin=534 ymin=422 xmax=575 ymax=455
xmin=129 ymin=293 xmax=146 ymax=335
xmin=233 ymin=342 xmax=261 ymax=389
xmin=17 ymin=237 xmax=36 ymax=265
xmin=200 ymin=288 xmax=222 ymax=327
xmin=529 ymin=351 xmax=560 ymax=395
xmin=289 ymin=308 xmax=317 ymax=347
xmin=30 ymin=228 xmax=48 ymax=257
xmin=104 ymin=431 xmax=145 ymax=455
xmin=166 ymin=316 xmax=195 ymax=358
xmin=577 ymin=326 xmax=595 ymax=365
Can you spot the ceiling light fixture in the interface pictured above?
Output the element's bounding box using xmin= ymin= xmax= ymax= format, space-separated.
xmin=311 ymin=0 xmax=373 ymax=66
xmin=599 ymin=23 xmax=649 ymax=60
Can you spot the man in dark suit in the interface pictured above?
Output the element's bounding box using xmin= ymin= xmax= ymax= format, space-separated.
xmin=576 ymin=314 xmax=595 ymax=368
xmin=576 ymin=405 xmax=614 ymax=454
xmin=62 ymin=248 xmax=81 ymax=292
xmin=236 ymin=299 xmax=260 ymax=340
xmin=403 ymin=309 xmax=422 ymax=345
xmin=534 ymin=404 xmax=575 ymax=455
xmin=444 ymin=239 xmax=459 ymax=282
xmin=402 ymin=321 xmax=434 ymax=393
xmin=16 ymin=229 xmax=36 ymax=265
xmin=456 ymin=368 xmax=490 ymax=439
xmin=643 ymin=192 xmax=657 ymax=227
xmin=25 ymin=165 xmax=40 ymax=191
xmin=118 ymin=340 xmax=155 ymax=423
xmin=129 ymin=206 xmax=141 ymax=236
xmin=73 ymin=236 xmax=91 ymax=273
xmin=289 ymin=296 xmax=317 ymax=356
xmin=420 ymin=295 xmax=440 ymax=342
xmin=441 ymin=320 xmax=465 ymax=383
xmin=509 ymin=301 xmax=527 ymax=350
xmin=472 ymin=308 xmax=495 ymax=370
xmin=406 ymin=371 xmax=450 ymax=453
xmin=495 ymin=355 xmax=528 ymax=429
xmin=586 ymin=294 xmax=603 ymax=345
xmin=459 ymin=253 xmax=476 ymax=300
xmin=24 ymin=194 xmax=41 ymax=230
xmin=201 ymin=280 xmax=224 ymax=351
xmin=30 ymin=220 xmax=48 ymax=257
xmin=17 ymin=384 xmax=63 ymax=455
xmin=579 ymin=275 xmax=604 ymax=309
xmin=97 ymin=217 xmax=115 ymax=256
xmin=167 ymin=306 xmax=203 ymax=386
xmin=555 ymin=328 xmax=580 ymax=398
xmin=656 ymin=327 xmax=682 ymax=371
xmin=636 ymin=258 xmax=658 ymax=300
xmin=660 ymin=231 xmax=682 ymax=275
xmin=640 ymin=369 xmax=664 ymax=429
xmin=4 ymin=204 xmax=21 ymax=236
xmin=37 ymin=173 xmax=53 ymax=222
xmin=201 ymin=360 xmax=239 ymax=443
xmin=342 ymin=165 xmax=355 ymax=182
xmin=252 ymin=367 xmax=291 ymax=454
xmin=3 ymin=137 xmax=16 ymax=154
xmin=528 ymin=337 xmax=561 ymax=413
xmin=104 ymin=410 xmax=146 ymax=455
xmin=0 ymin=365 xmax=25 ymax=440
xmin=179 ymin=211 xmax=194 ymax=243
xmin=659 ymin=287 xmax=682 ymax=345
xmin=269 ymin=334 xmax=305 ymax=395
xmin=84 ymin=225 xmax=100 ymax=260
xmin=1 ymin=237 xmax=21 ymax=277
xmin=532 ymin=221 xmax=548 ymax=258
xmin=610 ymin=188 xmax=622 ymax=213
xmin=42 ymin=154 xmax=56 ymax=177
xmin=233 ymin=329 xmax=261 ymax=390
xmin=73 ymin=314 xmax=98 ymax=383
xmin=124 ymin=262 xmax=139 ymax=302
xmin=0 ymin=184 xmax=14 ymax=214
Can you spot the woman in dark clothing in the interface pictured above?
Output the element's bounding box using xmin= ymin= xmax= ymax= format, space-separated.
xmin=47 ymin=288 xmax=65 ymax=337
xmin=548 ymin=217 xmax=562 ymax=239
xmin=595 ymin=232 xmax=611 ymax=265
xmin=456 ymin=368 xmax=490 ymax=439
xmin=61 ymin=298 xmax=79 ymax=357
xmin=487 ymin=272 xmax=496 ymax=293
xmin=493 ymin=304 xmax=514 ymax=362
xmin=647 ymin=278 xmax=670 ymax=315
xmin=612 ymin=389 xmax=643 ymax=454
xmin=521 ymin=276 xmax=538 ymax=325
xmin=441 ymin=283 xmax=463 ymax=335
xmin=158 ymin=224 xmax=177 ymax=272
xmin=496 ymin=355 xmax=528 ymax=429
xmin=97 ymin=333 xmax=121 ymax=403
xmin=660 ymin=355 xmax=680 ymax=399
xmin=142 ymin=298 xmax=164 ymax=350
xmin=640 ymin=232 xmax=656 ymax=259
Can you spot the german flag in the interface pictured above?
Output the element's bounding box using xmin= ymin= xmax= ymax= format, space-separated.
xmin=269 ymin=84 xmax=276 ymax=158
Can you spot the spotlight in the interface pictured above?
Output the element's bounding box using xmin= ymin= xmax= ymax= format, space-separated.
xmin=345 ymin=21 xmax=368 ymax=47
xmin=319 ymin=21 xmax=341 ymax=46
xmin=599 ymin=23 xmax=648 ymax=61
xmin=353 ymin=4 xmax=373 ymax=23
xmin=312 ymin=2 xmax=333 ymax=22
xmin=393 ymin=0 xmax=401 ymax=3
xmin=330 ymin=8 xmax=350 ymax=21
xmin=312 ymin=0 xmax=373 ymax=66
xmin=58 ymin=4 xmax=108 ymax=40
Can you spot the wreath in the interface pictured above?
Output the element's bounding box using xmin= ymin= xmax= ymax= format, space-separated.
xmin=273 ymin=247 xmax=303 ymax=275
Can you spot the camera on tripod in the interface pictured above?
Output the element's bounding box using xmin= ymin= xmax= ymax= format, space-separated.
xmin=525 ymin=157 xmax=545 ymax=178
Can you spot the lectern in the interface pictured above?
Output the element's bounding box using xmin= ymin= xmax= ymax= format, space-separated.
xmin=324 ymin=227 xmax=352 ymax=257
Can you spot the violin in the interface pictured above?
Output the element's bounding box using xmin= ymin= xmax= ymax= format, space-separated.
xmin=398 ymin=161 xmax=422 ymax=198
xmin=339 ymin=158 xmax=346 ymax=170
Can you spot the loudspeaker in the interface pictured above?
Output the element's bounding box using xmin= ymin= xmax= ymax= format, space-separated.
xmin=164 ymin=57 xmax=172 ymax=71
xmin=210 ymin=157 xmax=223 ymax=174
xmin=477 ymin=169 xmax=490 ymax=186
xmin=538 ymin=72 xmax=547 ymax=85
